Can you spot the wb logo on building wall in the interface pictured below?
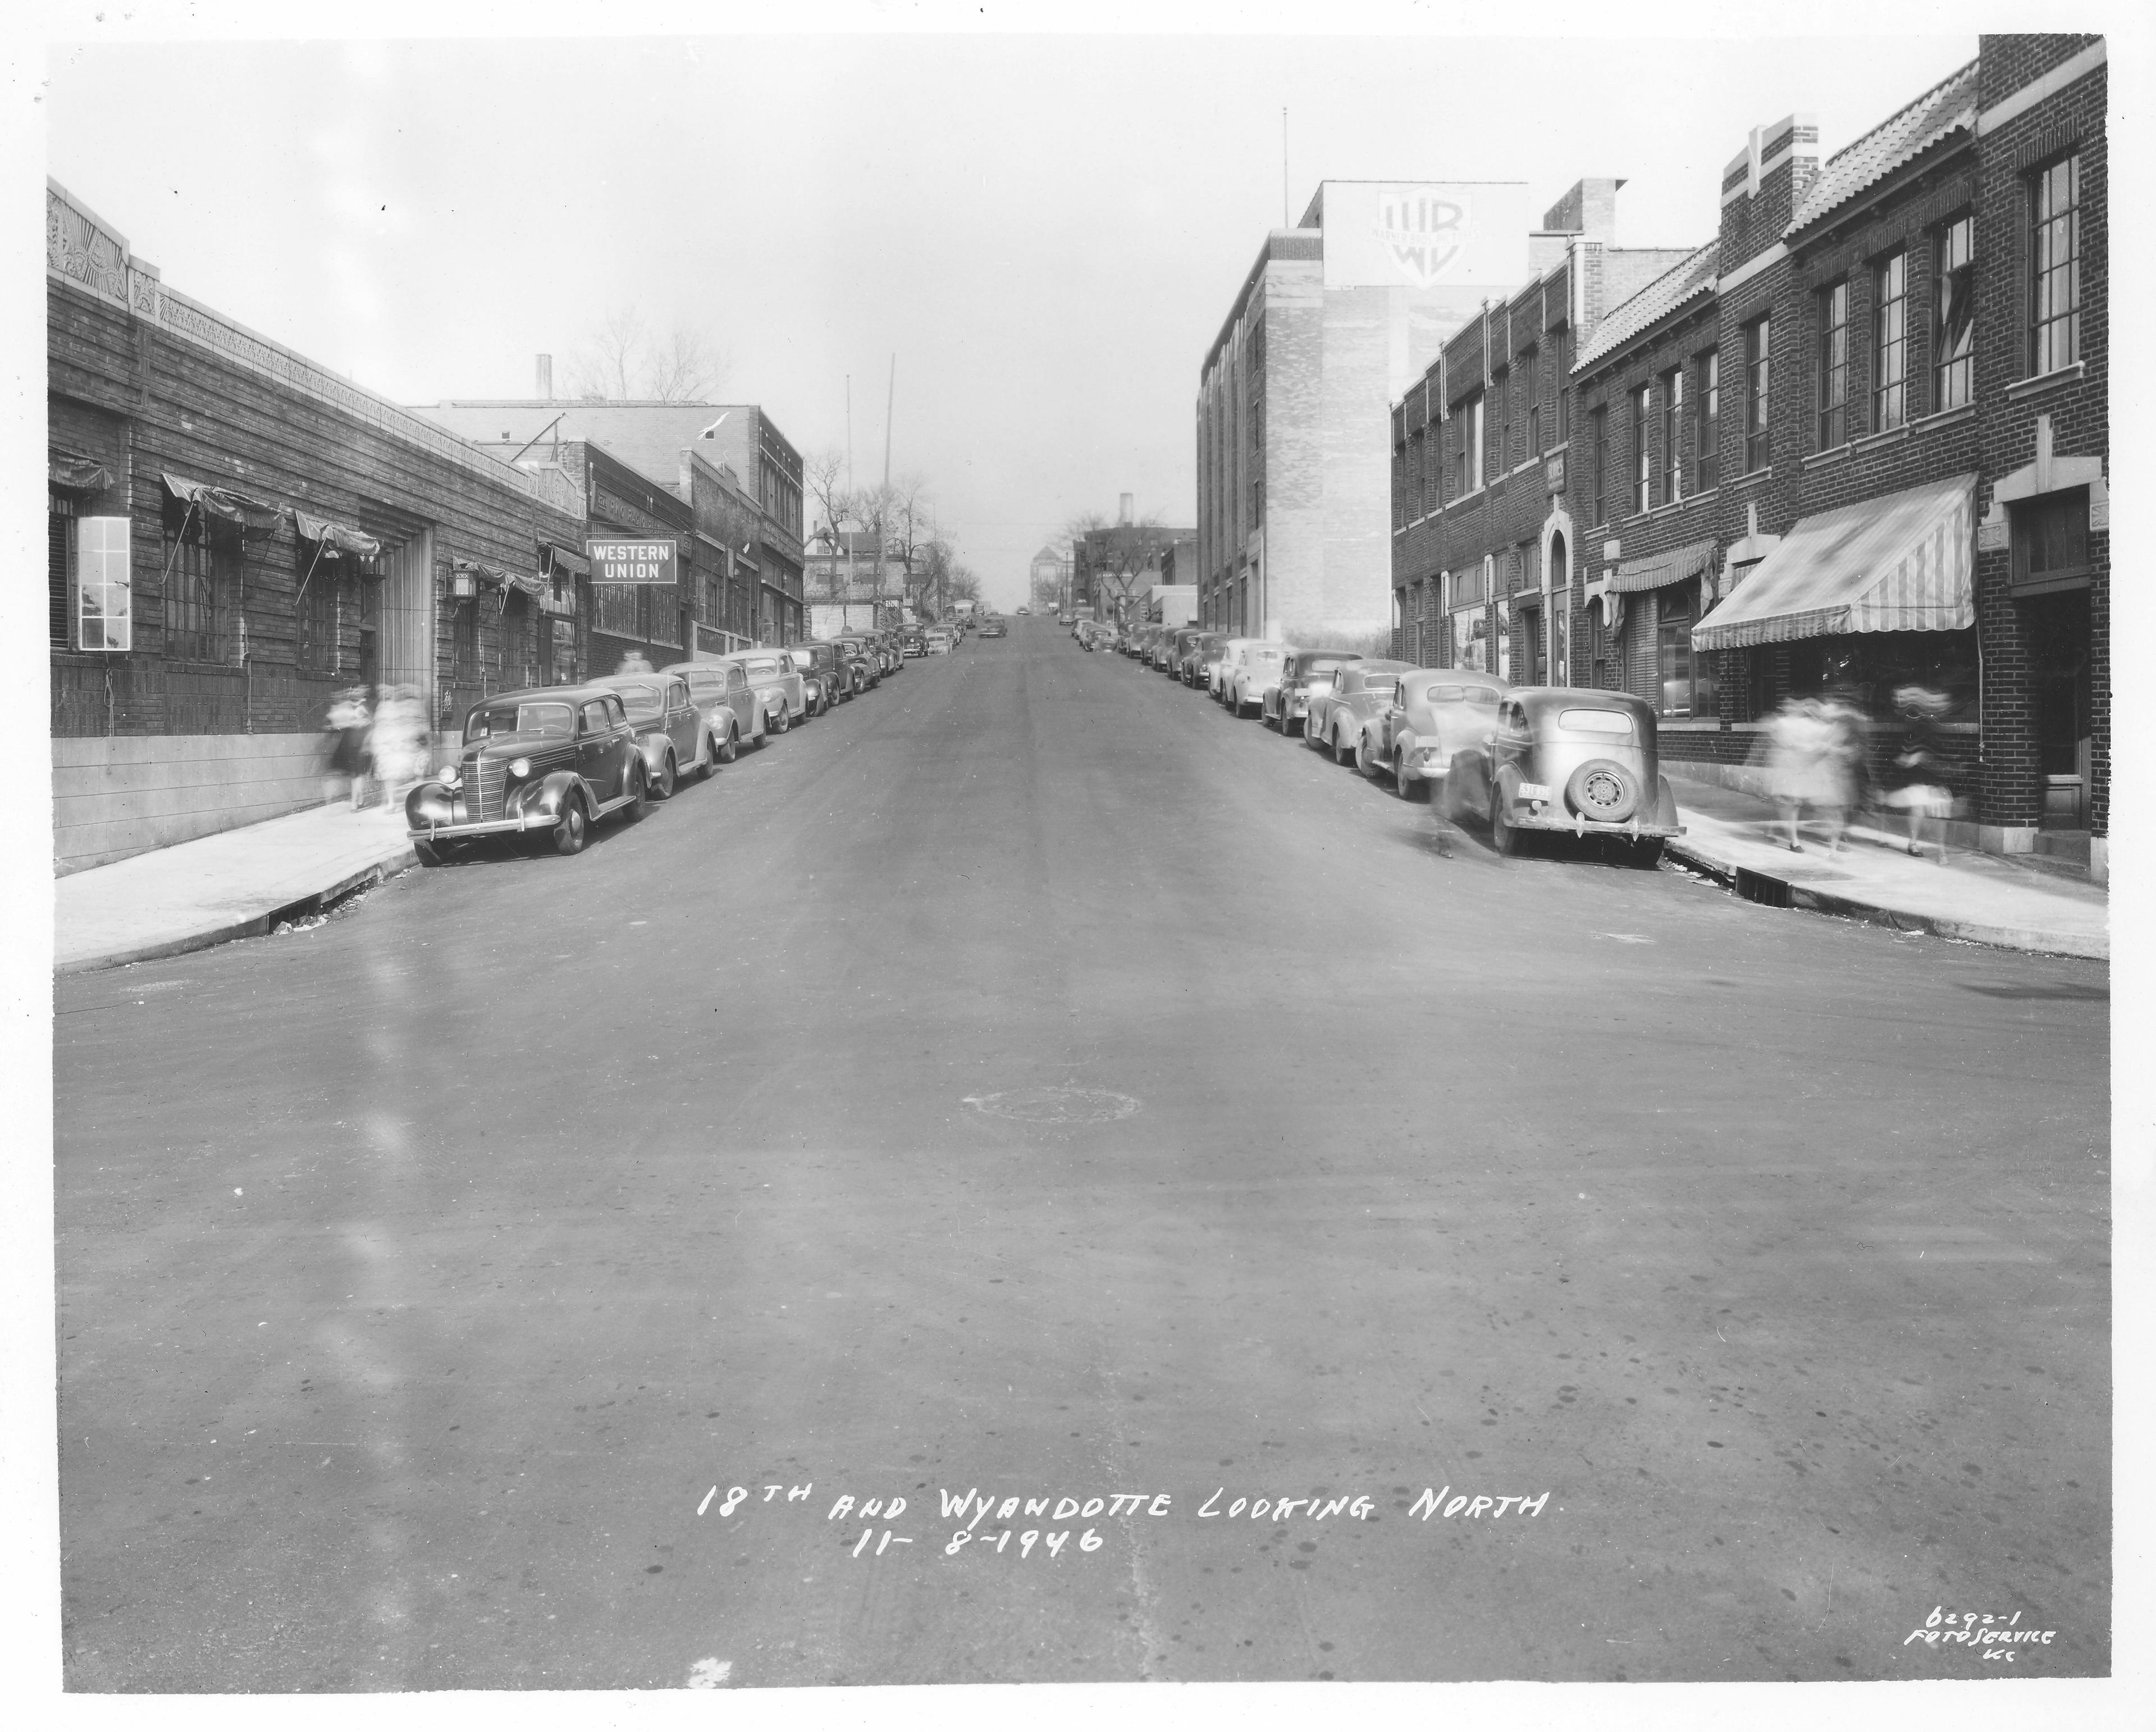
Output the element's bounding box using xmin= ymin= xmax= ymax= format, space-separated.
xmin=1374 ymin=190 xmax=1469 ymax=286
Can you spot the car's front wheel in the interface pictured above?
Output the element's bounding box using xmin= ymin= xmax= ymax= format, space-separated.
xmin=413 ymin=838 xmax=445 ymax=867
xmin=551 ymin=793 xmax=589 ymax=856
xmin=652 ymin=751 xmax=677 ymax=799
xmin=773 ymin=705 xmax=792 ymax=734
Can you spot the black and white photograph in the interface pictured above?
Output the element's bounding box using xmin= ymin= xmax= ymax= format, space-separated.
xmin=9 ymin=1 xmax=2148 ymax=1723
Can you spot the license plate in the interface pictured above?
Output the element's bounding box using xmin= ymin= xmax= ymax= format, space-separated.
xmin=1516 ymin=782 xmax=1551 ymax=802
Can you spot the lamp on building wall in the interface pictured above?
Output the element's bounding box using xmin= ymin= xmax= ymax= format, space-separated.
xmin=451 ymin=572 xmax=477 ymax=599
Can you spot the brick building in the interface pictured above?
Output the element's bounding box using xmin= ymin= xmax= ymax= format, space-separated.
xmin=1389 ymin=36 xmax=2107 ymax=877
xmin=1388 ymin=181 xmax=1696 ymax=687
xmin=1074 ymin=510 xmax=1194 ymax=623
xmin=1199 ymin=180 xmax=1532 ymax=646
xmin=418 ymin=400 xmax=807 ymax=647
xmin=47 ymin=179 xmax=590 ymax=872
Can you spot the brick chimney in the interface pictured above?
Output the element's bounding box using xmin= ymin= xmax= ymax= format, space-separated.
xmin=1718 ymin=113 xmax=1820 ymax=273
xmin=1541 ymin=178 xmax=1624 ymax=243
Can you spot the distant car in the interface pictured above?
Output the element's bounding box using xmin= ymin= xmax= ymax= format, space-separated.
xmin=405 ymin=685 xmax=647 ymax=862
xmin=1439 ymin=687 xmax=1684 ymax=865
xmin=714 ymin=650 xmax=806 ymax=732
xmin=590 ymin=670 xmax=709 ymax=797
xmin=1264 ymin=650 xmax=1363 ymax=735
xmin=902 ymin=630 xmax=928 ymax=657
xmin=926 ymin=628 xmax=955 ymax=653
xmin=1161 ymin=626 xmax=1209 ymax=675
xmin=664 ymin=658 xmax=766 ymax=756
xmin=1304 ymin=660 xmax=1413 ymax=764
xmin=1058 ymin=612 xmax=1076 ymax=626
xmin=1220 ymin=641 xmax=1292 ymax=717
xmin=979 ymin=618 xmax=1007 ymax=638
xmin=1016 ymin=606 xmax=1031 ymax=615
xmin=1359 ymin=670 xmax=1510 ymax=797
xmin=1189 ymin=634 xmax=1235 ymax=691
xmin=1175 ymin=631 xmax=1223 ymax=686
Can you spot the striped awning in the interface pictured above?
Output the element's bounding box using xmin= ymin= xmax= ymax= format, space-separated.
xmin=1692 ymin=474 xmax=1975 ymax=652
xmin=1605 ymin=538 xmax=1716 ymax=595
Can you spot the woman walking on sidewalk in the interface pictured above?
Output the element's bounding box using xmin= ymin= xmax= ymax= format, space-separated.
xmin=321 ymin=686 xmax=373 ymax=810
xmin=1881 ymin=685 xmax=1954 ymax=863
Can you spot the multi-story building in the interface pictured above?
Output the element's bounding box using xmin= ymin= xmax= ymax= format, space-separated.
xmin=1029 ymin=544 xmax=1065 ymax=612
xmin=1390 ymin=36 xmax=2107 ymax=879
xmin=417 ymin=399 xmax=807 ymax=646
xmin=47 ymin=179 xmax=590 ymax=872
xmin=805 ymin=528 xmax=907 ymax=634
xmin=1198 ymin=179 xmax=1532 ymax=646
xmin=1390 ymin=181 xmax=1697 ymax=686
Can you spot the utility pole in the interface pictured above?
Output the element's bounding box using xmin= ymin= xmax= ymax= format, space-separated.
xmin=1282 ymin=108 xmax=1290 ymax=227
xmin=883 ymin=355 xmax=895 ymax=493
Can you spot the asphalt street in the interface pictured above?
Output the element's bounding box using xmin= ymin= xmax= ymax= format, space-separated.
xmin=54 ymin=617 xmax=2109 ymax=1688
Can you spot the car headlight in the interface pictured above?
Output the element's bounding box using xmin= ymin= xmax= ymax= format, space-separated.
xmin=509 ymin=757 xmax=530 ymax=777
xmin=442 ymin=764 xmax=462 ymax=787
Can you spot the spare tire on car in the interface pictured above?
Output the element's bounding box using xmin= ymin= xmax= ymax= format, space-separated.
xmin=1565 ymin=757 xmax=1643 ymax=824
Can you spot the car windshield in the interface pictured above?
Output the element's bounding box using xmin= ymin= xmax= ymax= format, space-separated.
xmin=609 ymin=682 xmax=668 ymax=720
xmin=467 ymin=700 xmax=574 ymax=741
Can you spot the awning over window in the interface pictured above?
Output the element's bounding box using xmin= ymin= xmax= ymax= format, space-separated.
xmin=294 ymin=511 xmax=382 ymax=560
xmin=1693 ymin=475 xmax=1975 ymax=652
xmin=543 ymin=542 xmax=591 ymax=579
xmin=161 ymin=471 xmax=282 ymax=538
xmin=502 ymin=571 xmax=549 ymax=599
xmin=50 ymin=449 xmax=113 ymax=492
xmin=453 ymin=557 xmax=510 ymax=586
xmin=1605 ymin=538 xmax=1716 ymax=595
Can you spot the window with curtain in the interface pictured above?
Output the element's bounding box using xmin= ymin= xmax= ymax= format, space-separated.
xmin=1934 ymin=214 xmax=1974 ymax=410
xmin=1872 ymin=250 xmax=1907 ymax=431
xmin=1817 ymin=281 xmax=1849 ymax=449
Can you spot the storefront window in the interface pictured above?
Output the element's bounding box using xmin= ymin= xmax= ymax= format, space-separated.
xmin=1655 ymin=585 xmax=1716 ymax=719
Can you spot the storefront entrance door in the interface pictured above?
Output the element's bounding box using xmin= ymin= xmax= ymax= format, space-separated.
xmin=2025 ymin=589 xmax=2091 ymax=829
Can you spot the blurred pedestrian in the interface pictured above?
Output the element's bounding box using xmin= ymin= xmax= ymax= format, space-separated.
xmin=1881 ymin=685 xmax=1954 ymax=863
xmin=1815 ymin=684 xmax=1867 ymax=853
xmin=375 ymin=684 xmax=432 ymax=816
xmin=321 ymin=686 xmax=373 ymax=810
xmin=616 ymin=648 xmax=654 ymax=674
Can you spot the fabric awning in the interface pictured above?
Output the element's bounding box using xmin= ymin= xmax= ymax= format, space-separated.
xmin=544 ymin=542 xmax=591 ymax=579
xmin=1605 ymin=538 xmax=1716 ymax=595
xmin=50 ymin=449 xmax=113 ymax=492
xmin=1693 ymin=474 xmax=1975 ymax=652
xmin=453 ymin=557 xmax=510 ymax=586
xmin=161 ymin=471 xmax=282 ymax=538
xmin=501 ymin=570 xmax=549 ymax=599
xmin=294 ymin=511 xmax=382 ymax=560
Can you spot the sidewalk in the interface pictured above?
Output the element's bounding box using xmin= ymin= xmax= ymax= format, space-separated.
xmin=55 ymin=802 xmax=417 ymax=975
xmin=1665 ymin=774 xmax=2108 ymax=961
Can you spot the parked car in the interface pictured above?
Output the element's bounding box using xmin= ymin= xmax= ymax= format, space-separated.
xmin=781 ymin=643 xmax=841 ymax=716
xmin=926 ymin=628 xmax=956 ymax=654
xmin=1162 ymin=627 xmax=1209 ymax=675
xmin=1438 ymin=687 xmax=1685 ymax=864
xmin=1264 ymin=649 xmax=1363 ymax=735
xmin=979 ymin=617 xmax=1007 ymax=638
xmin=714 ymin=650 xmax=807 ymax=732
xmin=831 ymin=634 xmax=881 ymax=692
xmin=1363 ymin=670 xmax=1511 ymax=798
xmin=405 ymin=684 xmax=647 ymax=863
xmin=1015 ymin=605 xmax=1030 ymax=615
xmin=1209 ymin=638 xmax=1276 ymax=706
xmin=664 ymin=657 xmax=766 ymax=756
xmin=902 ymin=630 xmax=928 ymax=657
xmin=1190 ymin=634 xmax=1235 ymax=691
xmin=1304 ymin=660 xmax=1414 ymax=763
xmin=590 ymin=670 xmax=709 ymax=797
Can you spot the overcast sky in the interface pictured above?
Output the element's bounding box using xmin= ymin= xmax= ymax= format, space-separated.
xmin=40 ymin=14 xmax=1986 ymax=611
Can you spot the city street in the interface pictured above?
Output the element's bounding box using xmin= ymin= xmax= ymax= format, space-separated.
xmin=54 ymin=616 xmax=2109 ymax=1688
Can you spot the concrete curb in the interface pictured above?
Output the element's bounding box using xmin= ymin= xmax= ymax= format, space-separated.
xmin=1665 ymin=838 xmax=2107 ymax=962
xmin=54 ymin=845 xmax=418 ymax=976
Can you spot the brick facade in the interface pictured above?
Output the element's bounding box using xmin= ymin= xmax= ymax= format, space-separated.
xmin=1386 ymin=40 xmax=2107 ymax=860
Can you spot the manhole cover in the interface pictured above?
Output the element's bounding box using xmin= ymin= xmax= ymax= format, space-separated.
xmin=962 ymin=1087 xmax=1140 ymax=1126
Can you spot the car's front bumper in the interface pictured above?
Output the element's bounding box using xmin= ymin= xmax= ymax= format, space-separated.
xmin=408 ymin=814 xmax=550 ymax=840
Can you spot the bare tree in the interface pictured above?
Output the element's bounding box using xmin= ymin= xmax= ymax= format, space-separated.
xmin=645 ymin=325 xmax=725 ymax=403
xmin=567 ymin=305 xmax=724 ymax=401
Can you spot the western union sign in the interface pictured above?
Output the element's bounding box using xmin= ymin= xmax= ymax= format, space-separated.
xmin=586 ymin=538 xmax=678 ymax=585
